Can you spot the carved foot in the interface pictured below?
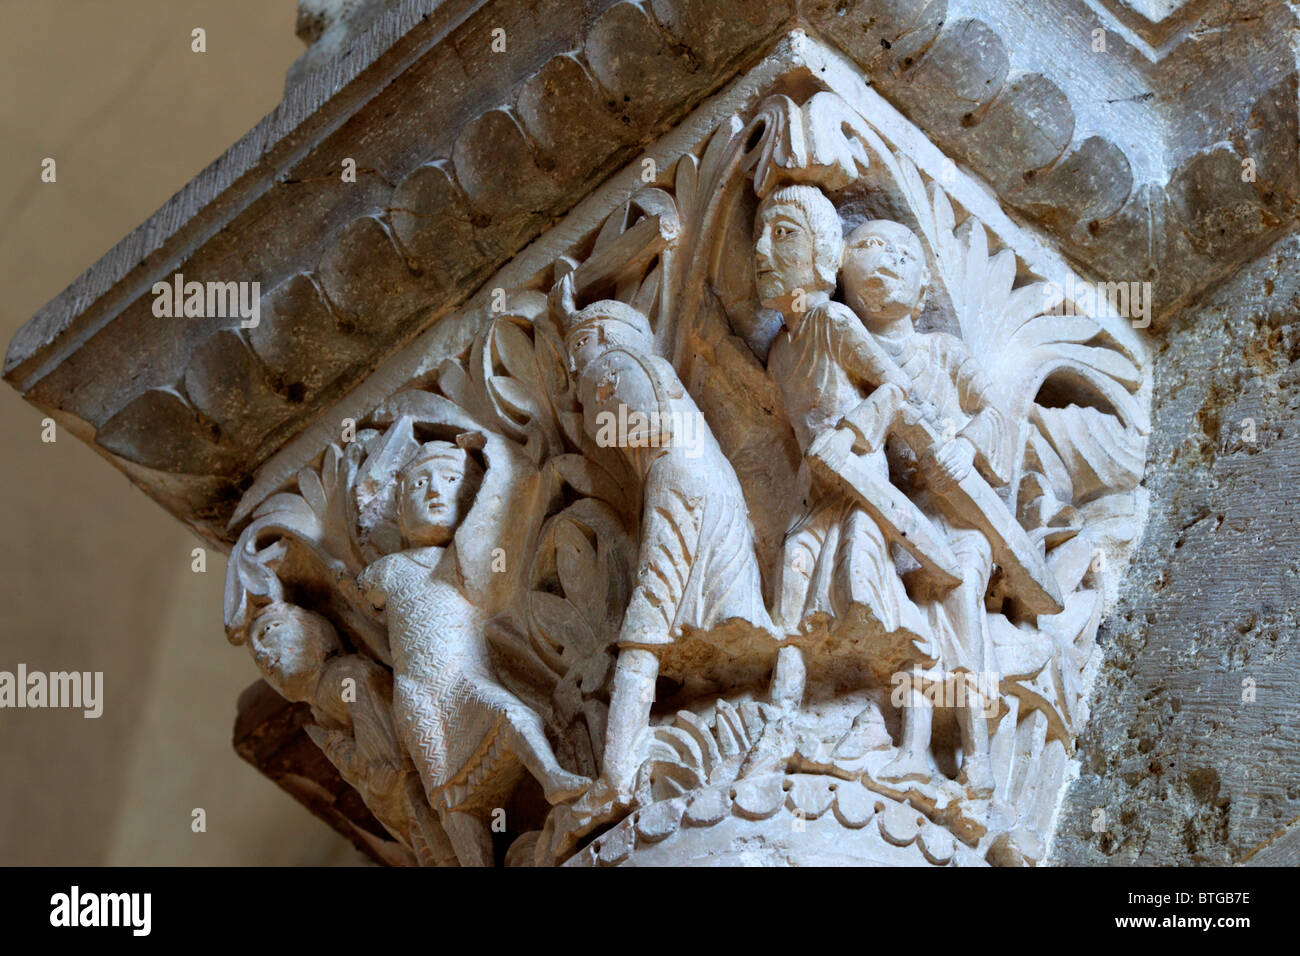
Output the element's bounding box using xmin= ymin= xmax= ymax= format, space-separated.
xmin=535 ymin=777 xmax=629 ymax=866
xmin=542 ymin=769 xmax=594 ymax=805
xmin=878 ymin=750 xmax=933 ymax=784
xmin=832 ymin=704 xmax=893 ymax=759
xmin=737 ymin=714 xmax=797 ymax=779
xmin=956 ymin=754 xmax=995 ymax=799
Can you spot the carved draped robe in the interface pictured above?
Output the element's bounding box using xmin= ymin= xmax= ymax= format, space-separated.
xmin=881 ymin=329 xmax=1015 ymax=676
xmin=577 ymin=346 xmax=774 ymax=649
xmin=768 ymin=300 xmax=930 ymax=646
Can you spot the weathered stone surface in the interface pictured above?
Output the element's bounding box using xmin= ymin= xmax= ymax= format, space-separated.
xmin=9 ymin=0 xmax=1299 ymax=550
xmin=233 ymin=679 xmax=414 ymax=866
xmin=1050 ymin=234 xmax=1300 ymax=865
xmin=211 ymin=54 xmax=1151 ymax=866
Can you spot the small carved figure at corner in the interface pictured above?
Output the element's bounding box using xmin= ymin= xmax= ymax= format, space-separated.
xmin=243 ymin=600 xmax=457 ymax=866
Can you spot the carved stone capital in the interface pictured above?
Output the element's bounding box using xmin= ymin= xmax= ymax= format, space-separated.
xmin=16 ymin=1 xmax=1248 ymax=867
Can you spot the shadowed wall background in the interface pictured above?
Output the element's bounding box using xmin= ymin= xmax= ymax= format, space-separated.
xmin=0 ymin=0 xmax=363 ymax=865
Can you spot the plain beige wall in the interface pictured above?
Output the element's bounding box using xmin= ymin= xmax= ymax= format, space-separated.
xmin=0 ymin=0 xmax=363 ymax=864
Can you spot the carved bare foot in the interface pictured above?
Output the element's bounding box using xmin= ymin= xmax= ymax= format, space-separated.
xmin=878 ymin=749 xmax=933 ymax=784
xmin=832 ymin=704 xmax=893 ymax=758
xmin=542 ymin=768 xmax=594 ymax=805
xmin=565 ymin=775 xmax=631 ymax=819
xmin=737 ymin=712 xmax=796 ymax=778
xmin=956 ymin=754 xmax=995 ymax=799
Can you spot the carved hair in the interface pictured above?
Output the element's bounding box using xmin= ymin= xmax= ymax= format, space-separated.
xmin=758 ymin=184 xmax=845 ymax=289
xmin=562 ymin=298 xmax=653 ymax=344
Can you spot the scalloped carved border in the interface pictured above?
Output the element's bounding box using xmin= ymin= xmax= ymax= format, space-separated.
xmin=5 ymin=0 xmax=1291 ymax=544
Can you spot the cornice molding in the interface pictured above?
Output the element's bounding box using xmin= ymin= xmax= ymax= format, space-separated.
xmin=5 ymin=0 xmax=1291 ymax=543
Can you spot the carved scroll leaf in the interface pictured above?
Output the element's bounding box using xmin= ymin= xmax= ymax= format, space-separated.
xmin=905 ymin=170 xmax=1146 ymax=432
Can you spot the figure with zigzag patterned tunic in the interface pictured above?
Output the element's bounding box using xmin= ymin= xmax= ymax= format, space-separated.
xmin=358 ymin=440 xmax=589 ymax=866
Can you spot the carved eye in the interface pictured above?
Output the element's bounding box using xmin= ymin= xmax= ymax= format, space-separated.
xmin=775 ymin=225 xmax=795 ymax=239
xmin=414 ymin=477 xmax=427 ymax=488
xmin=447 ymin=475 xmax=459 ymax=483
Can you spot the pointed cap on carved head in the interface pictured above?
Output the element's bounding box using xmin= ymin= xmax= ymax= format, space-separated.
xmin=560 ymin=298 xmax=654 ymax=377
xmin=560 ymin=298 xmax=653 ymax=344
xmin=396 ymin=440 xmax=483 ymax=547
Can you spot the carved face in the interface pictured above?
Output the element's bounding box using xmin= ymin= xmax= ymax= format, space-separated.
xmin=842 ymin=220 xmax=929 ymax=327
xmin=397 ymin=445 xmax=473 ymax=547
xmin=247 ymin=603 xmax=340 ymax=703
xmin=567 ymin=323 xmax=612 ymax=378
xmin=754 ymin=201 xmax=821 ymax=313
xmin=567 ymin=320 xmax=649 ymax=377
xmin=754 ymin=186 xmax=843 ymax=318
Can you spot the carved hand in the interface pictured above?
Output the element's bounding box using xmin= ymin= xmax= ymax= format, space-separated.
xmin=840 ymin=382 xmax=905 ymax=453
xmin=549 ymin=269 xmax=578 ymax=321
xmin=931 ymin=435 xmax=976 ymax=488
xmin=807 ymin=425 xmax=856 ymax=475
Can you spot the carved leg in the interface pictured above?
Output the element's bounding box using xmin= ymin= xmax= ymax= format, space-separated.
xmin=943 ymin=528 xmax=996 ymax=795
xmin=769 ymin=644 xmax=806 ymax=710
xmin=440 ymin=810 xmax=494 ymax=867
xmin=404 ymin=775 xmax=459 ymax=867
xmin=502 ymin=710 xmax=591 ymax=804
xmin=879 ymin=664 xmax=933 ymax=783
xmin=602 ymin=647 xmax=659 ymax=798
xmin=955 ymin=679 xmax=994 ymax=797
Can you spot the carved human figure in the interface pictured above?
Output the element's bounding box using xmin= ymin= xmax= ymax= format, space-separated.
xmin=829 ymin=218 xmax=1020 ymax=792
xmin=555 ymin=275 xmax=777 ymax=800
xmin=756 ymin=186 xmax=932 ymax=699
xmin=245 ymin=600 xmax=456 ymax=865
xmin=357 ymin=441 xmax=588 ymax=865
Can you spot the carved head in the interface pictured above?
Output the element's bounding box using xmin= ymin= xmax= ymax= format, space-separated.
xmin=841 ymin=220 xmax=930 ymax=328
xmin=247 ymin=602 xmax=342 ymax=703
xmin=396 ymin=441 xmax=483 ymax=547
xmin=754 ymin=185 xmax=844 ymax=315
xmin=563 ymin=299 xmax=653 ymax=376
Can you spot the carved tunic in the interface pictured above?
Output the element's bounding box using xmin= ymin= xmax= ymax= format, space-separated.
xmin=766 ymin=302 xmax=873 ymax=452
xmin=358 ymin=547 xmax=516 ymax=798
xmin=769 ymin=302 xmax=927 ymax=641
xmin=578 ymin=347 xmax=772 ymax=647
xmin=311 ymin=656 xmax=449 ymax=862
xmin=883 ymin=331 xmax=1013 ymax=675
